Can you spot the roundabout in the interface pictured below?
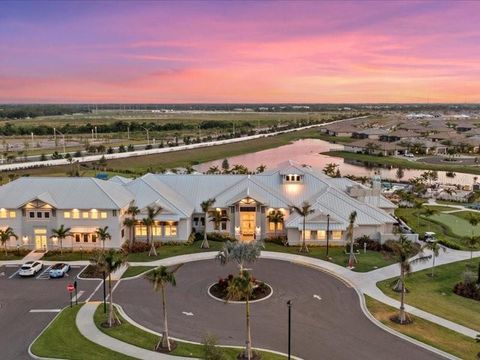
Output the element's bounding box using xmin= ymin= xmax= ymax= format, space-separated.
xmin=113 ymin=258 xmax=445 ymax=360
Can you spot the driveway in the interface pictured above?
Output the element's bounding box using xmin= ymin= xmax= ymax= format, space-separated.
xmin=114 ymin=259 xmax=444 ymax=360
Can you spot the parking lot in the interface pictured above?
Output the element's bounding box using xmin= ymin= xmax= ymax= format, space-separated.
xmin=0 ymin=264 xmax=102 ymax=359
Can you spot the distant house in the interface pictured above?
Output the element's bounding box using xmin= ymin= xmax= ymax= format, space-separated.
xmin=345 ymin=139 xmax=407 ymax=156
xmin=379 ymin=130 xmax=417 ymax=142
xmin=456 ymin=123 xmax=474 ymax=132
xmin=352 ymin=128 xmax=387 ymax=140
xmin=322 ymin=124 xmax=357 ymax=137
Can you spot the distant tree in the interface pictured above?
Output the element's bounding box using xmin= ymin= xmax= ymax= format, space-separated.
xmin=266 ymin=209 xmax=284 ymax=237
xmin=221 ymin=159 xmax=230 ymax=173
xmin=347 ymin=211 xmax=358 ymax=268
xmin=396 ymin=167 xmax=405 ymax=182
xmin=425 ymin=240 xmax=445 ymax=277
xmin=200 ymin=198 xmax=216 ymax=249
xmin=50 ymin=225 xmax=71 ymax=254
xmin=290 ymin=202 xmax=315 ymax=253
xmin=96 ymin=226 xmax=111 ymax=251
xmin=323 ymin=163 xmax=339 ymax=177
xmin=256 ymin=164 xmax=267 ymax=173
xmin=0 ymin=227 xmax=17 ymax=256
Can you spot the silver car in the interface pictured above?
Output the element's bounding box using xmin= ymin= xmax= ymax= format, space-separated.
xmin=19 ymin=261 xmax=43 ymax=277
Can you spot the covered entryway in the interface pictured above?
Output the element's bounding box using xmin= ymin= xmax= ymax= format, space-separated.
xmin=34 ymin=228 xmax=48 ymax=250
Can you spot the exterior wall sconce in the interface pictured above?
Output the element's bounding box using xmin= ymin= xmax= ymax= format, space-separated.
xmin=255 ymin=226 xmax=261 ymax=236
xmin=51 ymin=236 xmax=58 ymax=244
xmin=235 ymin=226 xmax=241 ymax=235
xmin=22 ymin=236 xmax=29 ymax=244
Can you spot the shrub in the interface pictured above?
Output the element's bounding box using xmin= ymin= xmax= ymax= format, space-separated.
xmin=202 ymin=334 xmax=227 ymax=360
xmin=453 ymin=281 xmax=480 ymax=300
xmin=265 ymin=235 xmax=287 ymax=246
xmin=356 ymin=235 xmax=383 ymax=251
xmin=206 ymin=232 xmax=236 ymax=243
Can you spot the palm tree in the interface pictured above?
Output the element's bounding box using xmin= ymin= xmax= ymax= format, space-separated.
xmin=91 ymin=249 xmax=128 ymax=327
xmin=227 ymin=270 xmax=255 ymax=360
xmin=143 ymin=205 xmax=163 ymax=256
xmin=126 ymin=205 xmax=140 ymax=249
xmin=425 ymin=241 xmax=445 ymax=277
xmin=395 ymin=167 xmax=405 ymax=182
xmin=389 ymin=236 xmax=430 ymax=324
xmin=0 ymin=227 xmax=17 ymax=256
xmin=290 ymin=202 xmax=314 ymax=253
xmin=347 ymin=211 xmax=357 ymax=268
xmin=96 ymin=226 xmax=111 ymax=251
xmin=200 ymin=198 xmax=216 ymax=249
xmin=266 ymin=209 xmax=284 ymax=237
xmin=208 ymin=208 xmax=229 ymax=231
xmin=322 ymin=163 xmax=339 ymax=177
xmin=217 ymin=240 xmax=263 ymax=274
xmin=50 ymin=225 xmax=71 ymax=255
xmin=256 ymin=164 xmax=266 ymax=173
xmin=467 ymin=214 xmax=480 ymax=261
xmin=422 ymin=207 xmax=438 ymax=231
xmin=123 ymin=218 xmax=135 ymax=250
xmin=146 ymin=265 xmax=178 ymax=352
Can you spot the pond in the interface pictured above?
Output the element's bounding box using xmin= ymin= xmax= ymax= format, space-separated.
xmin=196 ymin=139 xmax=477 ymax=186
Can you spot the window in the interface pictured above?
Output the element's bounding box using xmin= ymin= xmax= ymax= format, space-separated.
xmin=121 ymin=229 xmax=125 ymax=238
xmin=36 ymin=212 xmax=42 ymax=218
xmin=72 ymin=210 xmax=80 ymax=219
xmin=269 ymin=222 xmax=275 ymax=231
xmin=221 ymin=222 xmax=227 ymax=231
xmin=304 ymin=230 xmax=311 ymax=240
xmin=317 ymin=230 xmax=326 ymax=240
xmin=201 ymin=217 xmax=205 ymax=226
xmin=75 ymin=234 xmax=81 ymax=242
xmin=44 ymin=212 xmax=50 ymax=219
xmin=311 ymin=230 xmax=317 ymax=240
xmin=64 ymin=211 xmax=71 ymax=219
xmin=0 ymin=209 xmax=7 ymax=218
xmin=152 ymin=225 xmax=161 ymax=236
xmin=100 ymin=212 xmax=107 ymax=219
xmin=83 ymin=234 xmax=89 ymax=242
xmin=112 ymin=210 xmax=117 ymax=217
xmin=9 ymin=211 xmax=16 ymax=218
xmin=29 ymin=212 xmax=35 ymax=218
xmin=91 ymin=210 xmax=98 ymax=219
xmin=82 ymin=212 xmax=89 ymax=219
xmin=332 ymin=231 xmax=342 ymax=240
xmin=164 ymin=224 xmax=177 ymax=237
xmin=91 ymin=234 xmax=97 ymax=243
xmin=193 ymin=217 xmax=199 ymax=226
xmin=135 ymin=225 xmax=147 ymax=236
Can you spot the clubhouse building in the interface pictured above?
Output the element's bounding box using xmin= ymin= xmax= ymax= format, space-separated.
xmin=0 ymin=161 xmax=397 ymax=251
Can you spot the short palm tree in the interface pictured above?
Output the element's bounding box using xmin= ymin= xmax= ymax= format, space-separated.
xmin=217 ymin=240 xmax=263 ymax=274
xmin=50 ymin=224 xmax=71 ymax=255
xmin=390 ymin=236 xmax=430 ymax=324
xmin=347 ymin=211 xmax=357 ymax=268
xmin=256 ymin=164 xmax=266 ymax=173
xmin=200 ymin=198 xmax=216 ymax=249
xmin=91 ymin=249 xmax=128 ymax=327
xmin=227 ymin=270 xmax=255 ymax=360
xmin=208 ymin=208 xmax=229 ymax=231
xmin=467 ymin=214 xmax=480 ymax=261
xmin=143 ymin=205 xmax=162 ymax=257
xmin=425 ymin=240 xmax=445 ymax=277
xmin=291 ymin=202 xmax=314 ymax=253
xmin=266 ymin=210 xmax=284 ymax=237
xmin=146 ymin=265 xmax=178 ymax=352
xmin=0 ymin=227 xmax=17 ymax=256
xmin=96 ymin=226 xmax=111 ymax=251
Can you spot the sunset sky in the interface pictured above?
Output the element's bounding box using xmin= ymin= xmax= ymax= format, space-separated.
xmin=1 ymin=0 xmax=480 ymax=103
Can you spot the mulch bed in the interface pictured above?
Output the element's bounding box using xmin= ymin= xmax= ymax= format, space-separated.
xmin=79 ymin=265 xmax=108 ymax=279
xmin=210 ymin=275 xmax=271 ymax=301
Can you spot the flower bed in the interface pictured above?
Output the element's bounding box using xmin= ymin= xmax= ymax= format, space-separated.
xmin=209 ymin=274 xmax=272 ymax=302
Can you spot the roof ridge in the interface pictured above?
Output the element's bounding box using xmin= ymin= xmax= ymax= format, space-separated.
xmin=90 ymin=178 xmax=122 ymax=208
xmin=139 ymin=175 xmax=190 ymax=216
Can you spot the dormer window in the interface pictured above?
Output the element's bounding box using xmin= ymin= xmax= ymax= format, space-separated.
xmin=284 ymin=174 xmax=303 ymax=183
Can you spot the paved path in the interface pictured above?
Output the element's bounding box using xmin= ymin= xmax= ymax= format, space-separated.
xmin=126 ymin=247 xmax=480 ymax=339
xmin=76 ymin=302 xmax=193 ymax=360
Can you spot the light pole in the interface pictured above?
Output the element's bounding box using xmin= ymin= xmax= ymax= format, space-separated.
xmin=287 ymin=300 xmax=292 ymax=360
xmin=326 ymin=214 xmax=330 ymax=258
xmin=53 ymin=128 xmax=66 ymax=155
xmin=141 ymin=127 xmax=150 ymax=145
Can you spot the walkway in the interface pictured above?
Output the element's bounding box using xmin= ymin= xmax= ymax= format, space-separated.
xmin=127 ymin=248 xmax=480 ymax=339
xmin=76 ymin=302 xmax=193 ymax=360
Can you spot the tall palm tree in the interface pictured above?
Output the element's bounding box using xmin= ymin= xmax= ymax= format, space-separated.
xmin=200 ymin=198 xmax=216 ymax=249
xmin=266 ymin=210 xmax=284 ymax=237
xmin=467 ymin=214 xmax=480 ymax=261
xmin=291 ymin=202 xmax=314 ymax=253
xmin=91 ymin=249 xmax=128 ymax=327
xmin=123 ymin=218 xmax=135 ymax=250
xmin=143 ymin=205 xmax=162 ymax=256
xmin=208 ymin=208 xmax=229 ymax=231
xmin=347 ymin=211 xmax=357 ymax=268
xmin=50 ymin=224 xmax=71 ymax=255
xmin=227 ymin=270 xmax=255 ymax=360
xmin=425 ymin=240 xmax=445 ymax=277
xmin=96 ymin=226 xmax=111 ymax=251
xmin=126 ymin=205 xmax=140 ymax=249
xmin=146 ymin=265 xmax=178 ymax=352
xmin=0 ymin=227 xmax=17 ymax=256
xmin=390 ymin=236 xmax=430 ymax=324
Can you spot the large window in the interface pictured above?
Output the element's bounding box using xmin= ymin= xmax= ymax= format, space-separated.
xmin=332 ymin=231 xmax=342 ymax=240
xmin=0 ymin=209 xmax=16 ymax=219
xmin=64 ymin=211 xmax=71 ymax=219
xmin=152 ymin=225 xmax=162 ymax=236
xmin=72 ymin=210 xmax=80 ymax=219
xmin=303 ymin=230 xmax=311 ymax=240
xmin=269 ymin=221 xmax=283 ymax=232
xmin=100 ymin=211 xmax=108 ymax=219
xmin=164 ymin=224 xmax=177 ymax=237
xmin=135 ymin=225 xmax=147 ymax=236
xmin=317 ymin=230 xmax=326 ymax=240
xmin=0 ymin=209 xmax=7 ymax=218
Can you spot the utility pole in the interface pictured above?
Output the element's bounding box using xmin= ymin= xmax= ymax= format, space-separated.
xmin=287 ymin=300 xmax=292 ymax=360
xmin=326 ymin=214 xmax=330 ymax=258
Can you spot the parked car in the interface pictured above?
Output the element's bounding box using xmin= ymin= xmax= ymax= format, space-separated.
xmin=49 ymin=263 xmax=70 ymax=278
xmin=404 ymin=153 xmax=415 ymax=158
xmin=19 ymin=261 xmax=43 ymax=277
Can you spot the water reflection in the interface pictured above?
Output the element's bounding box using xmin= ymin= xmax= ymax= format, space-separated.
xmin=196 ymin=139 xmax=477 ymax=186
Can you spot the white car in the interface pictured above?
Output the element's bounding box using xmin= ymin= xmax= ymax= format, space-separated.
xmin=404 ymin=153 xmax=415 ymax=158
xmin=19 ymin=261 xmax=43 ymax=277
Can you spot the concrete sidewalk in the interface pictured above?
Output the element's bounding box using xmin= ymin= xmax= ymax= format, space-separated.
xmin=76 ymin=302 xmax=194 ymax=360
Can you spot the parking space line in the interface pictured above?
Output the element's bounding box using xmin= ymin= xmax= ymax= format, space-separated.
xmin=8 ymin=268 xmax=20 ymax=279
xmin=5 ymin=264 xmax=18 ymax=268
xmin=36 ymin=266 xmax=52 ymax=280
xmin=85 ymin=279 xmax=104 ymax=302
xmin=72 ymin=290 xmax=85 ymax=302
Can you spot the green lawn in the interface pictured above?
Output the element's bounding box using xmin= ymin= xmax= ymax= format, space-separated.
xmin=377 ymin=259 xmax=480 ymax=332
xmin=395 ymin=207 xmax=473 ymax=249
xmin=43 ymin=250 xmax=96 ymax=261
xmin=0 ymin=250 xmax=29 ymax=260
xmin=264 ymin=243 xmax=397 ymax=272
xmin=30 ymin=305 xmax=134 ymax=360
xmin=94 ymin=305 xmax=286 ymax=359
xmin=430 ymin=212 xmax=480 ymax=237
xmin=450 ymin=210 xmax=480 ymax=222
xmin=365 ymin=296 xmax=479 ymax=359
xmin=121 ymin=266 xmax=155 ymax=279
xmin=323 ymin=151 xmax=480 ymax=176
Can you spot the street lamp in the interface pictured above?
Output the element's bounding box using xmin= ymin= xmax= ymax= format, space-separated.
xmin=141 ymin=127 xmax=151 ymax=145
xmin=53 ymin=128 xmax=66 ymax=155
xmin=326 ymin=214 xmax=330 ymax=258
xmin=287 ymin=300 xmax=292 ymax=360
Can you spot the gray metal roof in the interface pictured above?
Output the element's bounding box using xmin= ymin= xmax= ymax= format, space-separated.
xmin=0 ymin=177 xmax=134 ymax=209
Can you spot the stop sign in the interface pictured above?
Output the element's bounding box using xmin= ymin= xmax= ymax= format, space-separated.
xmin=67 ymin=283 xmax=75 ymax=293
